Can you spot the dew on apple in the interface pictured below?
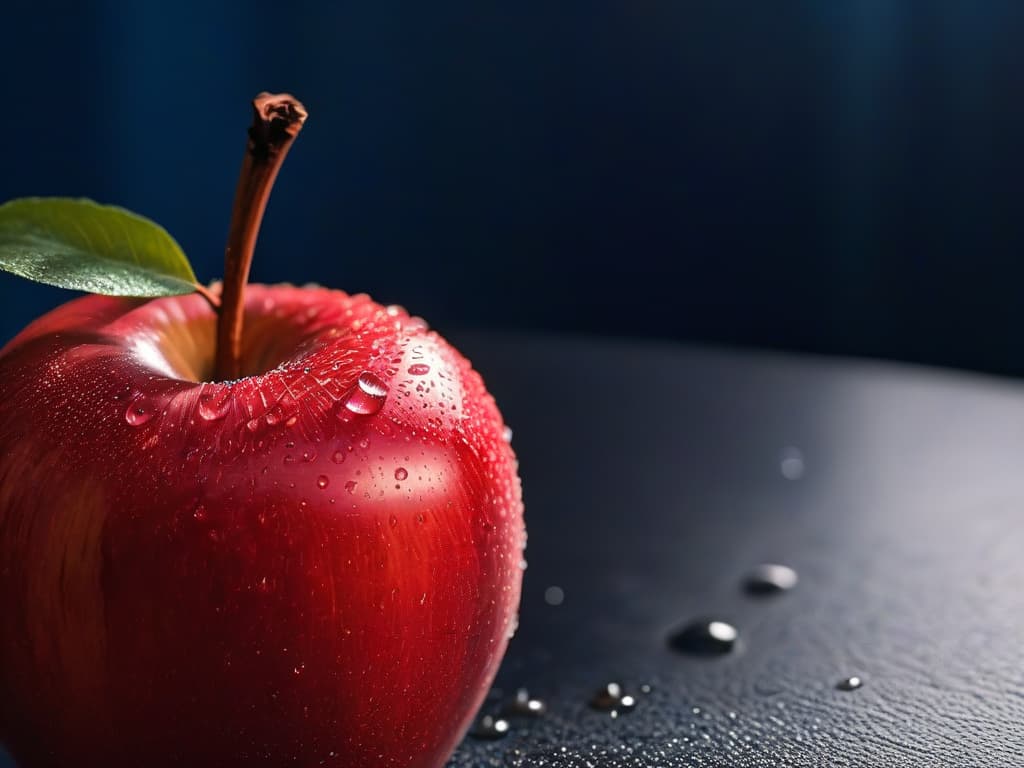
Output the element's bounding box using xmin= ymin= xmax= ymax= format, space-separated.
xmin=331 ymin=450 xmax=346 ymax=463
xmin=125 ymin=398 xmax=155 ymax=426
xmin=408 ymin=363 xmax=430 ymax=376
xmin=343 ymin=371 xmax=388 ymax=416
xmin=345 ymin=480 xmax=357 ymax=494
xmin=395 ymin=467 xmax=408 ymax=481
xmin=317 ymin=475 xmax=329 ymax=489
xmin=197 ymin=386 xmax=232 ymax=421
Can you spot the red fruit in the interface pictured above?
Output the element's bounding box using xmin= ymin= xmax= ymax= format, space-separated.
xmin=0 ymin=284 xmax=524 ymax=766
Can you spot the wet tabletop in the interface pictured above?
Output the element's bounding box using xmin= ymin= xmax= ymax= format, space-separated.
xmin=447 ymin=333 xmax=1024 ymax=767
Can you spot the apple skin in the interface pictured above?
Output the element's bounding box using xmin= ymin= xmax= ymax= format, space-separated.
xmin=0 ymin=285 xmax=524 ymax=767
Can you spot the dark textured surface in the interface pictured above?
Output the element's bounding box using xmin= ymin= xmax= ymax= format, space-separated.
xmin=2 ymin=334 xmax=1022 ymax=767
xmin=446 ymin=334 xmax=1024 ymax=767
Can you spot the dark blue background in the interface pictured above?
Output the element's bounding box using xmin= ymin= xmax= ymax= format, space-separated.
xmin=2 ymin=1 xmax=1024 ymax=374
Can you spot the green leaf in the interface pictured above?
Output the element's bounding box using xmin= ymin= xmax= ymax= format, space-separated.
xmin=0 ymin=197 xmax=198 ymax=297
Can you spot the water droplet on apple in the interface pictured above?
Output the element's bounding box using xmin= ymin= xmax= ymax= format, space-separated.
xmin=502 ymin=426 xmax=513 ymax=443
xmin=193 ymin=506 xmax=207 ymax=521
xmin=345 ymin=481 xmax=357 ymax=494
xmin=408 ymin=363 xmax=430 ymax=376
xmin=331 ymin=450 xmax=346 ymax=464
xmin=317 ymin=475 xmax=329 ymax=489
xmin=469 ymin=714 xmax=509 ymax=740
xmin=125 ymin=399 xmax=154 ymax=426
xmin=197 ymin=387 xmax=232 ymax=421
xmin=343 ymin=371 xmax=388 ymax=416
xmin=388 ymin=514 xmax=398 ymax=528
xmin=394 ymin=467 xmax=408 ymax=481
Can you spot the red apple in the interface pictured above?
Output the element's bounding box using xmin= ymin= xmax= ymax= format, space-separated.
xmin=0 ymin=284 xmax=524 ymax=766
xmin=0 ymin=94 xmax=525 ymax=766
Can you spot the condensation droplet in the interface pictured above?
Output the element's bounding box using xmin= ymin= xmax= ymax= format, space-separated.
xmin=125 ymin=398 xmax=154 ymax=426
xmin=317 ymin=475 xmax=330 ymax=489
xmin=197 ymin=388 xmax=231 ymax=421
xmin=408 ymin=363 xmax=430 ymax=376
xmin=502 ymin=425 xmax=513 ymax=443
xmin=331 ymin=450 xmax=346 ymax=464
xmin=345 ymin=481 xmax=357 ymax=494
xmin=394 ymin=467 xmax=408 ymax=481
xmin=343 ymin=371 xmax=388 ymax=416
xmin=388 ymin=514 xmax=398 ymax=528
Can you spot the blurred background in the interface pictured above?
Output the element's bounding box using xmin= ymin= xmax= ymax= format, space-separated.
xmin=2 ymin=1 xmax=1024 ymax=375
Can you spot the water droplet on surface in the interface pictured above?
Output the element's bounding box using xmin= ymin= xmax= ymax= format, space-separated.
xmin=317 ymin=475 xmax=330 ymax=489
xmin=345 ymin=481 xmax=357 ymax=494
xmin=544 ymin=586 xmax=565 ymax=606
xmin=668 ymin=619 xmax=738 ymax=656
xmin=744 ymin=563 xmax=799 ymax=595
xmin=192 ymin=506 xmax=207 ymax=521
xmin=331 ymin=450 xmax=346 ymax=464
xmin=589 ymin=683 xmax=636 ymax=715
xmin=407 ymin=363 xmax=430 ymax=376
xmin=502 ymin=425 xmax=514 ymax=443
xmin=503 ymin=689 xmax=546 ymax=718
xmin=388 ymin=514 xmax=398 ymax=528
xmin=343 ymin=371 xmax=388 ymax=415
xmin=125 ymin=399 xmax=154 ymax=426
xmin=469 ymin=714 xmax=509 ymax=740
xmin=836 ymin=676 xmax=863 ymax=691
xmin=394 ymin=467 xmax=408 ymax=481
xmin=780 ymin=446 xmax=804 ymax=479
xmin=197 ymin=388 xmax=231 ymax=421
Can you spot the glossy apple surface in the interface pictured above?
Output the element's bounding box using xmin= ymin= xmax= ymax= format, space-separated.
xmin=0 ymin=284 xmax=524 ymax=767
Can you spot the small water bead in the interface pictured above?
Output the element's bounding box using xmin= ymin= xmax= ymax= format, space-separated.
xmin=345 ymin=481 xmax=357 ymax=494
xmin=503 ymin=689 xmax=546 ymax=718
xmin=543 ymin=586 xmax=565 ymax=606
xmin=197 ymin=388 xmax=232 ymax=421
xmin=394 ymin=467 xmax=408 ymax=481
xmin=589 ymin=683 xmax=636 ymax=715
xmin=502 ymin=426 xmax=513 ymax=443
xmin=331 ymin=450 xmax=346 ymax=464
xmin=343 ymin=371 xmax=388 ymax=416
xmin=744 ymin=564 xmax=799 ymax=595
xmin=836 ymin=676 xmax=863 ymax=691
xmin=407 ymin=363 xmax=430 ymax=376
xmin=668 ymin=619 xmax=738 ymax=656
xmin=469 ymin=714 xmax=509 ymax=740
xmin=125 ymin=399 xmax=154 ymax=426
xmin=317 ymin=475 xmax=330 ymax=489
xmin=780 ymin=446 xmax=805 ymax=479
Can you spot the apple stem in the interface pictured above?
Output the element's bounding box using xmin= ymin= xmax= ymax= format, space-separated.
xmin=214 ymin=92 xmax=308 ymax=381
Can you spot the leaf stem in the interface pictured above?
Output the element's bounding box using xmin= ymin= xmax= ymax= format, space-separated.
xmin=193 ymin=282 xmax=221 ymax=311
xmin=214 ymin=92 xmax=307 ymax=381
